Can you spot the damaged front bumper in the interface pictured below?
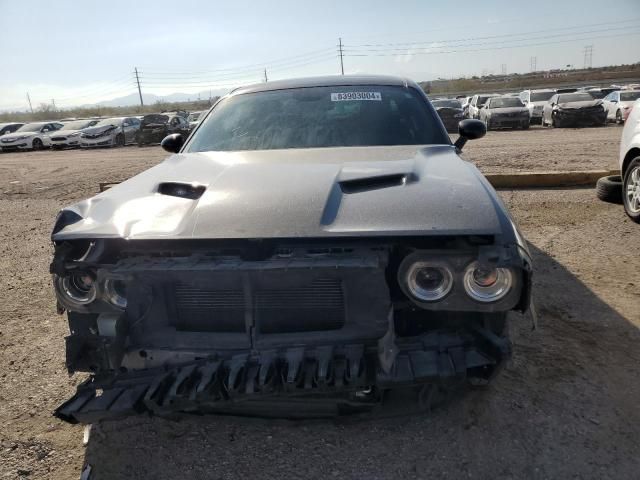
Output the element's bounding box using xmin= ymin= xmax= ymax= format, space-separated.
xmin=55 ymin=326 xmax=509 ymax=423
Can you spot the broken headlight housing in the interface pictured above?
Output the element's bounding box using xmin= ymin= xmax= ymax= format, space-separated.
xmin=404 ymin=261 xmax=453 ymax=302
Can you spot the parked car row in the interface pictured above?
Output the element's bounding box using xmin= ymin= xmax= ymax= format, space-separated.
xmin=0 ymin=110 xmax=203 ymax=152
xmin=433 ymin=83 xmax=640 ymax=131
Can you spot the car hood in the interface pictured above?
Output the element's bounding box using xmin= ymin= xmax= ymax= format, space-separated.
xmin=52 ymin=145 xmax=514 ymax=241
xmin=1 ymin=131 xmax=37 ymax=140
xmin=557 ymin=100 xmax=602 ymax=109
xmin=488 ymin=107 xmax=528 ymax=115
xmin=82 ymin=125 xmax=120 ymax=136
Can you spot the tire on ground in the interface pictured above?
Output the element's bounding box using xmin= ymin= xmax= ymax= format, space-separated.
xmin=595 ymin=175 xmax=623 ymax=204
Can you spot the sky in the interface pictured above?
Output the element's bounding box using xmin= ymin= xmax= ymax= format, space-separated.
xmin=1 ymin=0 xmax=639 ymax=111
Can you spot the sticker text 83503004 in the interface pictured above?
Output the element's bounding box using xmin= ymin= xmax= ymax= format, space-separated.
xmin=331 ymin=92 xmax=382 ymax=101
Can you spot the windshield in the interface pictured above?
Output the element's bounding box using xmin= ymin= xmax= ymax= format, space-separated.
xmin=188 ymin=112 xmax=202 ymax=121
xmin=16 ymin=123 xmax=46 ymax=132
xmin=187 ymin=85 xmax=447 ymax=152
xmin=558 ymin=93 xmax=594 ymax=103
xmin=477 ymin=95 xmax=496 ymax=105
xmin=432 ymin=100 xmax=461 ymax=108
xmin=95 ymin=118 xmax=122 ymax=127
xmin=621 ymin=91 xmax=640 ymax=102
xmin=142 ymin=114 xmax=169 ymax=124
xmin=60 ymin=120 xmax=94 ymax=130
xmin=530 ymin=91 xmax=555 ymax=102
xmin=489 ymin=97 xmax=524 ymax=108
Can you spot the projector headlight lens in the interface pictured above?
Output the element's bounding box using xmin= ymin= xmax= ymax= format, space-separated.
xmin=104 ymin=279 xmax=127 ymax=309
xmin=464 ymin=262 xmax=513 ymax=302
xmin=405 ymin=262 xmax=453 ymax=302
xmin=55 ymin=272 xmax=96 ymax=307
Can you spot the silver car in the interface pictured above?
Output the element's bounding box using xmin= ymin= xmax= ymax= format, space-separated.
xmin=80 ymin=117 xmax=140 ymax=148
xmin=49 ymin=119 xmax=99 ymax=149
xmin=519 ymin=89 xmax=555 ymax=125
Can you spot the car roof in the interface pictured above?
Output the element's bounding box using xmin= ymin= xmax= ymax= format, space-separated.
xmin=230 ymin=75 xmax=415 ymax=96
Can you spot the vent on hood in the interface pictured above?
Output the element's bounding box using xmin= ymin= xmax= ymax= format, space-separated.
xmin=157 ymin=182 xmax=206 ymax=200
xmin=338 ymin=173 xmax=409 ymax=194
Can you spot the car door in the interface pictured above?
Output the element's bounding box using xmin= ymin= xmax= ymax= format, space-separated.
xmin=123 ymin=118 xmax=137 ymax=143
xmin=603 ymin=93 xmax=614 ymax=119
xmin=178 ymin=116 xmax=190 ymax=136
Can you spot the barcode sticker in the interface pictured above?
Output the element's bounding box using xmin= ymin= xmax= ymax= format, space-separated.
xmin=331 ymin=92 xmax=382 ymax=101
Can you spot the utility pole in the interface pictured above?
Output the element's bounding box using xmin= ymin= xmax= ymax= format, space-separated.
xmin=501 ymin=64 xmax=507 ymax=76
xmin=134 ymin=67 xmax=144 ymax=108
xmin=263 ymin=68 xmax=268 ymax=82
xmin=583 ymin=45 xmax=593 ymax=69
xmin=51 ymin=99 xmax=56 ymax=110
xmin=26 ymin=93 xmax=33 ymax=114
xmin=338 ymin=37 xmax=344 ymax=75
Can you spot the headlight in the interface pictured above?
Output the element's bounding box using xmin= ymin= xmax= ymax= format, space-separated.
xmin=54 ymin=271 xmax=97 ymax=307
xmin=103 ymin=279 xmax=127 ymax=309
xmin=404 ymin=261 xmax=453 ymax=302
xmin=463 ymin=262 xmax=513 ymax=302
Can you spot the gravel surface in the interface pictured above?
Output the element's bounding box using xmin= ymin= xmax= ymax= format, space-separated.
xmin=0 ymin=125 xmax=638 ymax=479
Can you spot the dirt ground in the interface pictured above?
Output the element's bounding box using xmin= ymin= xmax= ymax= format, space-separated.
xmin=0 ymin=125 xmax=638 ymax=479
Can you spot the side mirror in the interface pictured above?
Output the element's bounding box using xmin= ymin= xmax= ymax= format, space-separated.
xmin=161 ymin=133 xmax=184 ymax=153
xmin=454 ymin=119 xmax=486 ymax=151
xmin=42 ymin=128 xmax=50 ymax=133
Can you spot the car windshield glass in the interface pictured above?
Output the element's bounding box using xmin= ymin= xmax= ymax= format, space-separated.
xmin=558 ymin=93 xmax=594 ymax=103
xmin=620 ymin=91 xmax=640 ymax=101
xmin=187 ymin=85 xmax=448 ymax=152
xmin=530 ymin=91 xmax=555 ymax=102
xmin=60 ymin=120 xmax=93 ymax=130
xmin=95 ymin=118 xmax=121 ymax=127
xmin=489 ymin=97 xmax=524 ymax=108
xmin=142 ymin=114 xmax=169 ymax=124
xmin=16 ymin=123 xmax=46 ymax=132
xmin=477 ymin=96 xmax=495 ymax=105
xmin=432 ymin=100 xmax=461 ymax=108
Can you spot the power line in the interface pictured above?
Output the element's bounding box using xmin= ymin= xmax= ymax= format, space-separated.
xmin=343 ymin=24 xmax=640 ymax=53
xmin=343 ymin=31 xmax=640 ymax=57
xmin=343 ymin=18 xmax=640 ymax=48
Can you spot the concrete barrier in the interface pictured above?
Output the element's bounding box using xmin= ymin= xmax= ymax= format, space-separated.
xmin=486 ymin=169 xmax=619 ymax=189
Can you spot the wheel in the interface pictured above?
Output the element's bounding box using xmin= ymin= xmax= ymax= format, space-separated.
xmin=622 ymin=158 xmax=640 ymax=223
xmin=616 ymin=110 xmax=623 ymax=125
xmin=32 ymin=138 xmax=43 ymax=150
xmin=596 ymin=175 xmax=623 ymax=204
xmin=551 ymin=114 xmax=558 ymax=128
xmin=115 ymin=134 xmax=125 ymax=147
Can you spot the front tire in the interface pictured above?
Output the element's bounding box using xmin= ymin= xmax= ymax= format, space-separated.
xmin=32 ymin=138 xmax=43 ymax=150
xmin=115 ymin=134 xmax=125 ymax=147
xmin=622 ymin=158 xmax=640 ymax=223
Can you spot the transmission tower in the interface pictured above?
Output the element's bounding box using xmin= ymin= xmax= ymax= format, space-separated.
xmin=501 ymin=64 xmax=507 ymax=75
xmin=583 ymin=45 xmax=593 ymax=69
xmin=530 ymin=56 xmax=537 ymax=72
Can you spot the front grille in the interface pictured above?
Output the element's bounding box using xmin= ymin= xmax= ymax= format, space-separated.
xmin=172 ymin=278 xmax=345 ymax=334
xmin=256 ymin=278 xmax=344 ymax=333
xmin=51 ymin=136 xmax=67 ymax=141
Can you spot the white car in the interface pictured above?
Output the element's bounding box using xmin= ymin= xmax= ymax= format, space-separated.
xmin=620 ymin=99 xmax=640 ymax=222
xmin=467 ymin=94 xmax=499 ymax=119
xmin=48 ymin=119 xmax=99 ymax=149
xmin=603 ymin=90 xmax=640 ymax=124
xmin=0 ymin=121 xmax=63 ymax=151
xmin=80 ymin=117 xmax=140 ymax=148
xmin=519 ymin=89 xmax=556 ymax=125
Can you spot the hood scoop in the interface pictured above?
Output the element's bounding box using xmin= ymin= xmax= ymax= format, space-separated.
xmin=157 ymin=182 xmax=206 ymax=200
xmin=339 ymin=173 xmax=412 ymax=194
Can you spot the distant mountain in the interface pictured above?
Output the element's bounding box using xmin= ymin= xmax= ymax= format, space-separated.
xmin=94 ymin=89 xmax=230 ymax=107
